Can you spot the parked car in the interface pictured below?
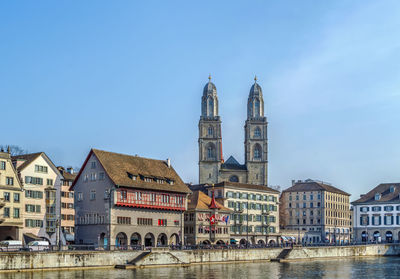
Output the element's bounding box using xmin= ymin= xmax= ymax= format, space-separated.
xmin=27 ymin=241 xmax=50 ymax=251
xmin=0 ymin=240 xmax=23 ymax=252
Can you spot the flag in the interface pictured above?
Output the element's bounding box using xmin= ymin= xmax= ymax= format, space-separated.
xmin=224 ymin=215 xmax=230 ymax=225
xmin=210 ymin=214 xmax=215 ymax=225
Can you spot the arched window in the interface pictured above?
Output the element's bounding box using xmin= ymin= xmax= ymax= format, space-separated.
xmin=253 ymin=144 xmax=262 ymax=160
xmin=208 ymin=98 xmax=214 ymax=117
xmin=206 ymin=143 xmax=216 ymax=160
xmin=254 ymin=99 xmax=260 ymax=116
xmin=254 ymin=127 xmax=261 ymax=138
xmin=208 ymin=126 xmax=214 ymax=137
xmin=229 ymin=175 xmax=239 ymax=182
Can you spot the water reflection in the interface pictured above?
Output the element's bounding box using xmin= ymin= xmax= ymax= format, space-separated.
xmin=0 ymin=257 xmax=399 ymax=279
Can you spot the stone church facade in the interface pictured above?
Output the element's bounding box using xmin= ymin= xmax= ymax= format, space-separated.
xmin=199 ymin=76 xmax=268 ymax=186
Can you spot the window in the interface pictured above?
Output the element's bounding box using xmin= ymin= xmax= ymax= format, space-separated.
xmin=208 ymin=126 xmax=214 ymax=136
xmin=375 ymin=193 xmax=381 ymax=201
xmin=117 ymin=216 xmax=131 ymax=224
xmin=303 ymin=203 xmax=306 ymax=208
xmin=25 ymin=176 xmax=43 ymax=185
xmin=158 ymin=219 xmax=167 ymax=226
xmin=13 ymin=208 xmax=20 ymax=218
xmin=372 ymin=206 xmax=381 ymax=212
xmin=77 ymin=192 xmax=83 ymax=201
xmin=6 ymin=177 xmax=13 ymax=186
xmin=229 ymin=175 xmax=239 ymax=182
xmin=91 ymin=161 xmax=96 ymax=169
xmin=390 ymin=186 xmax=395 ymax=193
xmin=254 ymin=127 xmax=261 ymax=138
xmin=99 ymin=172 xmax=105 ymax=180
xmin=90 ymin=190 xmax=96 ymax=200
xmin=90 ymin=173 xmax=96 ymax=181
xmin=360 ymin=207 xmax=369 ymax=212
xmin=384 ymin=206 xmax=394 ymax=212
xmin=47 ymin=179 xmax=53 ymax=186
xmin=310 ymin=202 xmax=313 ymax=208
xmin=207 ymin=144 xmax=216 ymax=160
xmin=3 ymin=207 xmax=10 ymax=218
xmin=25 ymin=190 xmax=43 ymax=199
xmin=303 ymin=194 xmax=306 ymax=200
xmin=254 ymin=99 xmax=260 ymax=116
xmin=4 ymin=192 xmax=10 ymax=202
xmin=13 ymin=193 xmax=20 ymax=203
xmin=253 ymin=144 xmax=262 ymax=160
xmin=310 ymin=194 xmax=314 ymax=200
xmin=84 ymin=174 xmax=89 ymax=182
xmin=0 ymin=161 xmax=5 ymax=170
xmin=35 ymin=165 xmax=48 ymax=173
xmin=137 ymin=218 xmax=153 ymax=226
xmin=318 ymin=193 xmax=321 ymax=200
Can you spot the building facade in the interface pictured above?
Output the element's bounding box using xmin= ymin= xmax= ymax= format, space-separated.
xmin=280 ymin=179 xmax=351 ymax=244
xmin=0 ymin=148 xmax=24 ymax=241
xmin=57 ymin=166 xmax=76 ymax=243
xmin=191 ymin=181 xmax=280 ymax=245
xmin=198 ymin=76 xmax=268 ymax=186
xmin=352 ymin=183 xmax=400 ymax=243
xmin=72 ymin=149 xmax=191 ymax=248
xmin=185 ymin=190 xmax=231 ymax=245
xmin=12 ymin=152 xmax=64 ymax=244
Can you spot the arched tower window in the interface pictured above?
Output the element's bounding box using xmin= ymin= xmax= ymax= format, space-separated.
xmin=254 ymin=99 xmax=260 ymax=117
xmin=253 ymin=144 xmax=262 ymax=160
xmin=229 ymin=175 xmax=239 ymax=182
xmin=208 ymin=98 xmax=214 ymax=117
xmin=208 ymin=126 xmax=214 ymax=137
xmin=206 ymin=143 xmax=216 ymax=160
xmin=254 ymin=127 xmax=261 ymax=138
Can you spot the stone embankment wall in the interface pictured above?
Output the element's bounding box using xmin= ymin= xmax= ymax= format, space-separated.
xmin=0 ymin=244 xmax=399 ymax=271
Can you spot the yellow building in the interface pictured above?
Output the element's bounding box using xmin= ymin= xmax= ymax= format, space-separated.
xmin=0 ymin=148 xmax=24 ymax=240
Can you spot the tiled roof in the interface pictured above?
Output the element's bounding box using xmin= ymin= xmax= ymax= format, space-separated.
xmin=352 ymin=183 xmax=400 ymax=204
xmin=282 ymin=181 xmax=350 ymax=196
xmin=12 ymin=152 xmax=43 ymax=171
xmin=187 ymin=190 xmax=231 ymax=212
xmin=72 ymin=149 xmax=191 ymax=194
xmin=57 ymin=167 xmax=77 ymax=181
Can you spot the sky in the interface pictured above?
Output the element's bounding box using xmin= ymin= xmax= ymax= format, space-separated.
xmin=1 ymin=0 xmax=400 ymax=201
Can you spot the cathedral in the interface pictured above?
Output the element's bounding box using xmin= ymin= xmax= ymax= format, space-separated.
xmin=198 ymin=76 xmax=268 ymax=186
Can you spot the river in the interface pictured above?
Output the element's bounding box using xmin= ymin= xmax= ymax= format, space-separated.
xmin=0 ymin=256 xmax=399 ymax=279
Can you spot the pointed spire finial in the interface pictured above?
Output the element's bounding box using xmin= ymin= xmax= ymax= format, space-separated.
xmin=208 ymin=74 xmax=212 ymax=81
xmin=254 ymin=75 xmax=258 ymax=83
xmin=7 ymin=146 xmax=10 ymax=154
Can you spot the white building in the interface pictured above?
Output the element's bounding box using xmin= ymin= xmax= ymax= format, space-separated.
xmin=352 ymin=183 xmax=400 ymax=243
xmin=12 ymin=152 xmax=65 ymax=245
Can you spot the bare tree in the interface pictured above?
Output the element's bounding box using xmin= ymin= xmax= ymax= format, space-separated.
xmin=0 ymin=145 xmax=27 ymax=156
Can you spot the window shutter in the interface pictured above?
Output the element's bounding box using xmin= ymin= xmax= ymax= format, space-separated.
xmin=384 ymin=216 xmax=387 ymax=225
xmin=367 ymin=217 xmax=369 ymax=225
xmin=397 ymin=216 xmax=399 ymax=225
xmin=391 ymin=216 xmax=394 ymax=225
xmin=360 ymin=216 xmax=363 ymax=225
xmin=372 ymin=217 xmax=375 ymax=225
xmin=379 ymin=216 xmax=381 ymax=225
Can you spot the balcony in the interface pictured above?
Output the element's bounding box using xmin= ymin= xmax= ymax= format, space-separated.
xmin=0 ymin=198 xmax=5 ymax=209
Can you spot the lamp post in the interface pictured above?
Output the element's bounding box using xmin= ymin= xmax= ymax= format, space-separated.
xmin=246 ymin=201 xmax=249 ymax=247
xmin=262 ymin=210 xmax=270 ymax=245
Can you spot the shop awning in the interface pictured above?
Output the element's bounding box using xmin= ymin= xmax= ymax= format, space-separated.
xmin=281 ymin=236 xmax=288 ymax=241
xmin=23 ymin=233 xmax=42 ymax=244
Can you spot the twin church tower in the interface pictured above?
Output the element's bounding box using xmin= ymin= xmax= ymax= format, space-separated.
xmin=198 ymin=76 xmax=268 ymax=186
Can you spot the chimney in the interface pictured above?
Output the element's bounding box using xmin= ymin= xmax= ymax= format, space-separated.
xmin=291 ymin=180 xmax=295 ymax=186
xmin=67 ymin=167 xmax=74 ymax=174
xmin=166 ymin=158 xmax=171 ymax=168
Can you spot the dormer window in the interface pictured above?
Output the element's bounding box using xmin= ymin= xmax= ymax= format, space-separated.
xmin=127 ymin=173 xmax=137 ymax=181
xmin=390 ymin=186 xmax=395 ymax=193
xmin=169 ymin=180 xmax=174 ymax=185
xmin=375 ymin=193 xmax=381 ymax=201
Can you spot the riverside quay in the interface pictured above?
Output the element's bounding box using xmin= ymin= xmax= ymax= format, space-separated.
xmin=71 ymin=149 xmax=191 ymax=248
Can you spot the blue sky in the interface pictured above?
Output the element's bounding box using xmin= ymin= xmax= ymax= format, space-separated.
xmin=2 ymin=1 xmax=400 ymax=200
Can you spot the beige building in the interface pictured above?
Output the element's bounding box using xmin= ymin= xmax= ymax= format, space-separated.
xmin=12 ymin=152 xmax=64 ymax=244
xmin=185 ymin=190 xmax=232 ymax=245
xmin=191 ymin=181 xmax=280 ymax=245
xmin=280 ymin=179 xmax=351 ymax=244
xmin=72 ymin=149 xmax=191 ymax=248
xmin=0 ymin=148 xmax=24 ymax=241
xmin=57 ymin=167 xmax=76 ymax=243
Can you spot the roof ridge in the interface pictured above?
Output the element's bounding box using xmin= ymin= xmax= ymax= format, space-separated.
xmin=92 ymin=148 xmax=169 ymax=164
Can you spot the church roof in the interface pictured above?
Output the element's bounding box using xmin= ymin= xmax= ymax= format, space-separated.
xmin=249 ymin=81 xmax=263 ymax=97
xmin=221 ymin=155 xmax=247 ymax=170
xmin=203 ymin=81 xmax=217 ymax=96
xmin=224 ymin=156 xmax=240 ymax=165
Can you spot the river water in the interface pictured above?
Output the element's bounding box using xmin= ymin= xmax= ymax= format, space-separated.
xmin=0 ymin=257 xmax=399 ymax=279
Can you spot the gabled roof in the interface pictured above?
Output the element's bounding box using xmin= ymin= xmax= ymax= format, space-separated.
xmin=57 ymin=167 xmax=77 ymax=181
xmin=71 ymin=149 xmax=191 ymax=194
xmin=221 ymin=156 xmax=247 ymax=170
xmin=352 ymin=183 xmax=400 ymax=204
xmin=282 ymin=180 xmax=350 ymax=196
xmin=12 ymin=152 xmax=42 ymax=171
xmin=187 ymin=190 xmax=231 ymax=212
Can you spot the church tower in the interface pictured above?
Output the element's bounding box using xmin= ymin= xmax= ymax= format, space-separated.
xmin=244 ymin=76 xmax=268 ymax=185
xmin=199 ymin=76 xmax=223 ymax=184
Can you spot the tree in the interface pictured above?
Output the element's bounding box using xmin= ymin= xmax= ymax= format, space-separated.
xmin=0 ymin=145 xmax=27 ymax=156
